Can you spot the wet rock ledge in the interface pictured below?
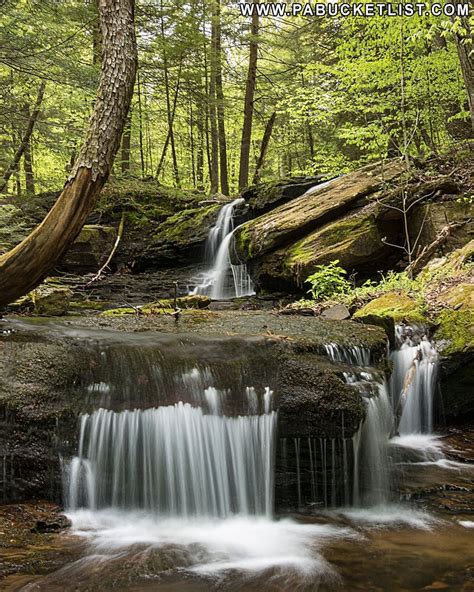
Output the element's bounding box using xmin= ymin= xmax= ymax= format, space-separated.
xmin=0 ymin=313 xmax=387 ymax=503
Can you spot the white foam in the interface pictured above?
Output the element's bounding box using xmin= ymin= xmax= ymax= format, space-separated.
xmin=459 ymin=520 xmax=474 ymax=529
xmin=67 ymin=510 xmax=356 ymax=578
xmin=332 ymin=505 xmax=440 ymax=530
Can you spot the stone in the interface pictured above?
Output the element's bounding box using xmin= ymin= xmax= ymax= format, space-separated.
xmin=353 ymin=292 xmax=426 ymax=341
xmin=253 ymin=206 xmax=391 ymax=288
xmin=10 ymin=282 xmax=73 ymax=316
xmin=60 ymin=224 xmax=116 ymax=273
xmin=234 ymin=159 xmax=405 ymax=261
xmin=241 ymin=175 xmax=328 ymax=213
xmin=141 ymin=203 xmax=221 ymax=266
xmin=101 ymin=295 xmax=212 ymax=316
xmin=322 ymin=304 xmax=351 ymax=320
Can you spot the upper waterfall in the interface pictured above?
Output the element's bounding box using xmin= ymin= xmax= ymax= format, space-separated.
xmin=191 ymin=198 xmax=255 ymax=300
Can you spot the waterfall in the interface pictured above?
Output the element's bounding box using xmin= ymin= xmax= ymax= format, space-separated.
xmin=191 ymin=198 xmax=255 ymax=299
xmin=324 ymin=343 xmax=393 ymax=507
xmin=66 ymin=389 xmax=277 ymax=518
xmin=390 ymin=325 xmax=439 ymax=435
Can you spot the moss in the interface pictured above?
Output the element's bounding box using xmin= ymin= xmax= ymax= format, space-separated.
xmin=442 ymin=283 xmax=474 ymax=310
xmin=435 ymin=309 xmax=474 ymax=356
xmin=354 ymin=292 xmax=426 ymax=323
xmin=101 ymin=295 xmax=211 ymax=317
xmin=234 ymin=223 xmax=253 ymax=260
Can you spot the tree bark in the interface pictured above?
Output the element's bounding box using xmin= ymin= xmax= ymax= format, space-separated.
xmin=0 ymin=0 xmax=137 ymax=308
xmin=0 ymin=81 xmax=45 ymax=194
xmin=452 ymin=3 xmax=474 ymax=132
xmin=253 ymin=111 xmax=276 ymax=184
xmin=238 ymin=0 xmax=259 ymax=191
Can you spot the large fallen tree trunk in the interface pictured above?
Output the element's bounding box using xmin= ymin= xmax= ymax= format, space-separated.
xmin=0 ymin=0 xmax=137 ymax=308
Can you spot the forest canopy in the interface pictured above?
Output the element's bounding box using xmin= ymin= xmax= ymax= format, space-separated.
xmin=0 ymin=0 xmax=472 ymax=197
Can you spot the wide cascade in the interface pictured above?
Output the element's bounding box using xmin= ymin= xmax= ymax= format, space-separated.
xmin=191 ymin=198 xmax=254 ymax=299
xmin=67 ymin=389 xmax=277 ymax=517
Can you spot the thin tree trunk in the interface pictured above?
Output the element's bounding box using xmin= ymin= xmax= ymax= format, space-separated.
xmin=155 ymin=59 xmax=182 ymax=181
xmin=209 ymin=19 xmax=219 ymax=194
xmin=159 ymin=6 xmax=180 ymax=186
xmin=0 ymin=0 xmax=137 ymax=308
xmin=189 ymin=101 xmax=196 ymax=188
xmin=137 ymin=71 xmax=145 ymax=177
xmin=238 ymin=0 xmax=259 ymax=191
xmin=0 ymin=81 xmax=45 ymax=193
xmin=24 ymin=140 xmax=35 ymax=193
xmin=452 ymin=1 xmax=474 ymax=131
xmin=213 ymin=0 xmax=229 ymax=195
xmin=121 ymin=109 xmax=132 ymax=174
xmin=196 ymin=85 xmax=205 ymax=190
xmin=253 ymin=111 xmax=276 ymax=184
xmin=22 ymin=102 xmax=36 ymax=193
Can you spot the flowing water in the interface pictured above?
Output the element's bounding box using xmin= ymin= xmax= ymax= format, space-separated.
xmin=4 ymin=322 xmax=474 ymax=591
xmin=191 ymin=198 xmax=254 ymax=299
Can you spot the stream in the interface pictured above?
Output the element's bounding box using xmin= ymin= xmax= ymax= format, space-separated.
xmin=0 ymin=318 xmax=473 ymax=591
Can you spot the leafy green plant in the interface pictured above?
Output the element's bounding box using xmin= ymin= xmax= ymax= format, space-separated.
xmin=306 ymin=260 xmax=351 ymax=301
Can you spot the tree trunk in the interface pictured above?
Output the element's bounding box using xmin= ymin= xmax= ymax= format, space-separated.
xmin=0 ymin=0 xmax=137 ymax=308
xmin=121 ymin=109 xmax=132 ymax=174
xmin=452 ymin=3 xmax=474 ymax=132
xmin=238 ymin=1 xmax=259 ymax=191
xmin=24 ymin=140 xmax=35 ymax=193
xmin=156 ymin=61 xmax=182 ymax=180
xmin=253 ymin=111 xmax=276 ymax=184
xmin=213 ymin=0 xmax=229 ymax=195
xmin=209 ymin=18 xmax=219 ymax=194
xmin=0 ymin=81 xmax=45 ymax=193
xmin=137 ymin=71 xmax=145 ymax=177
xmin=22 ymin=102 xmax=36 ymax=193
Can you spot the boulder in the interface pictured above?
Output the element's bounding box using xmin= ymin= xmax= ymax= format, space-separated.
xmin=435 ymin=308 xmax=474 ymax=422
xmin=10 ymin=282 xmax=73 ymax=316
xmin=277 ymin=354 xmax=365 ymax=439
xmin=234 ymin=159 xmax=405 ymax=261
xmin=141 ymin=204 xmax=221 ymax=266
xmin=241 ymin=175 xmax=328 ymax=214
xmin=60 ymin=224 xmax=116 ymax=273
xmin=353 ymin=292 xmax=426 ymax=340
xmin=252 ymin=206 xmax=391 ymax=288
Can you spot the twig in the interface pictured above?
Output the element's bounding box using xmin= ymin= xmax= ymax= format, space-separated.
xmin=86 ymin=212 xmax=125 ymax=286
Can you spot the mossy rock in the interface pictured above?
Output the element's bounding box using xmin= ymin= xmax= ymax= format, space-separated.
xmin=435 ymin=308 xmax=474 ymax=420
xmin=10 ymin=282 xmax=72 ymax=316
xmin=353 ymin=292 xmax=427 ymax=338
xmin=101 ymin=295 xmax=211 ymax=317
xmin=142 ymin=204 xmax=221 ymax=265
xmin=60 ymin=224 xmax=116 ymax=273
xmin=441 ymin=283 xmax=474 ymax=311
xmin=435 ymin=309 xmax=474 ymax=356
xmin=258 ymin=207 xmax=388 ymax=287
xmin=234 ymin=159 xmax=405 ymax=261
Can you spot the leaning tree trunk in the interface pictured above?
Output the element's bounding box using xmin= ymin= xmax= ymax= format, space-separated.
xmin=253 ymin=111 xmax=276 ymax=184
xmin=0 ymin=81 xmax=45 ymax=194
xmin=0 ymin=0 xmax=137 ymax=308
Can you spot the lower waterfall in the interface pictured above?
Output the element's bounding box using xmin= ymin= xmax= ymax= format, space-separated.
xmin=67 ymin=401 xmax=277 ymax=517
